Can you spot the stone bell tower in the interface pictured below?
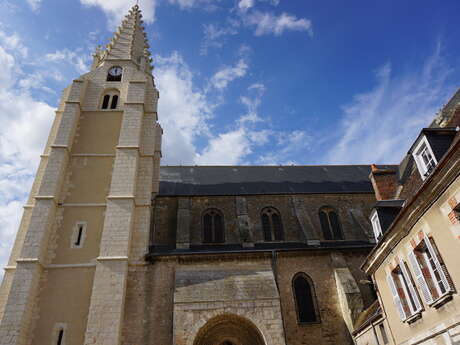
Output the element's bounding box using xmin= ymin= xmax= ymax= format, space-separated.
xmin=0 ymin=5 xmax=162 ymax=345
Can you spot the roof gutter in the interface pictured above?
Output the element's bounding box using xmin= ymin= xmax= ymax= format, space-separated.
xmin=146 ymin=243 xmax=374 ymax=261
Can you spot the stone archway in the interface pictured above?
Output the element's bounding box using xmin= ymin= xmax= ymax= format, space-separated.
xmin=192 ymin=314 xmax=266 ymax=345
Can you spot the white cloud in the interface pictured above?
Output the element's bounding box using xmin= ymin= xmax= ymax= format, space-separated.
xmin=168 ymin=0 xmax=221 ymax=10
xmin=200 ymin=23 xmax=238 ymax=55
xmin=238 ymin=0 xmax=254 ymax=11
xmin=0 ymin=31 xmax=28 ymax=58
xmin=0 ymin=34 xmax=55 ymax=275
xmin=26 ymin=0 xmax=41 ymax=12
xmin=257 ymin=130 xmax=310 ymax=165
xmin=326 ymin=42 xmax=454 ymax=164
xmin=45 ymin=48 xmax=89 ymax=74
xmin=155 ymin=52 xmax=213 ymax=164
xmin=196 ymin=82 xmax=269 ymax=165
xmin=168 ymin=0 xmax=196 ymax=8
xmin=80 ymin=0 xmax=156 ymax=28
xmin=239 ymin=83 xmax=265 ymax=124
xmin=246 ymin=11 xmax=313 ymax=36
xmin=210 ymin=58 xmax=248 ymax=89
xmin=195 ymin=127 xmax=252 ymax=164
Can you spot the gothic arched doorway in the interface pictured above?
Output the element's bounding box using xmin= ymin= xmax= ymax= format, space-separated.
xmin=192 ymin=314 xmax=265 ymax=345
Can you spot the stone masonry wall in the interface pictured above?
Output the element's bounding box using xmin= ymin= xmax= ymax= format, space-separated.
xmin=153 ymin=193 xmax=376 ymax=246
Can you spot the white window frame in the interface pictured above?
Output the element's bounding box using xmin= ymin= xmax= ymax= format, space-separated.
xmin=70 ymin=221 xmax=87 ymax=249
xmin=387 ymin=262 xmax=422 ymax=322
xmin=412 ymin=136 xmax=437 ymax=180
xmin=370 ymin=210 xmax=383 ymax=242
xmin=378 ymin=322 xmax=389 ymax=345
xmin=398 ymin=259 xmax=422 ymax=314
xmin=421 ymin=236 xmax=451 ymax=298
xmin=387 ymin=271 xmax=407 ymax=321
xmin=409 ymin=234 xmax=453 ymax=306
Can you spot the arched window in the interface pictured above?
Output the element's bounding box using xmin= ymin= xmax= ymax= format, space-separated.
xmin=202 ymin=209 xmax=224 ymax=244
xmin=102 ymin=94 xmax=110 ymax=109
xmin=100 ymin=90 xmax=120 ymax=110
xmin=293 ymin=273 xmax=319 ymax=324
xmin=261 ymin=207 xmax=284 ymax=241
xmin=318 ymin=206 xmax=343 ymax=240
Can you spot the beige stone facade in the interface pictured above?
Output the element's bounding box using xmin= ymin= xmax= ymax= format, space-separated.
xmin=0 ymin=5 xmax=392 ymax=345
xmin=355 ymin=92 xmax=460 ymax=345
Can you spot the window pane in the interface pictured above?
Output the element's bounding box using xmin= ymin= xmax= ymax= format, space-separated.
xmin=319 ymin=211 xmax=331 ymax=240
xmin=203 ymin=214 xmax=213 ymax=243
xmin=329 ymin=211 xmax=343 ymax=240
xmin=379 ymin=324 xmax=388 ymax=344
xmin=110 ymin=95 xmax=118 ymax=109
xmin=57 ymin=330 xmax=64 ymax=345
xmin=262 ymin=213 xmax=272 ymax=241
xmin=272 ymin=213 xmax=284 ymax=241
xmin=102 ymin=95 xmax=110 ymax=109
xmin=213 ymin=214 xmax=224 ymax=243
xmin=294 ymin=276 xmax=317 ymax=323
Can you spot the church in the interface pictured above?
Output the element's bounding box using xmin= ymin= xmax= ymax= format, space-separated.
xmin=1 ymin=5 xmax=459 ymax=345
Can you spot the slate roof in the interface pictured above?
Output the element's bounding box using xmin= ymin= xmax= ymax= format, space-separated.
xmin=158 ymin=165 xmax=395 ymax=196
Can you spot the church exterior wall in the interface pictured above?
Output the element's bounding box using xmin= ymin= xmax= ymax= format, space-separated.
xmin=276 ymin=251 xmax=370 ymax=345
xmin=121 ymin=248 xmax=374 ymax=345
xmin=153 ymin=193 xmax=376 ymax=246
xmin=31 ymin=267 xmax=94 ymax=345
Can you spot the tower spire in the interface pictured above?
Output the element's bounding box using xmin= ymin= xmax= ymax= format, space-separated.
xmin=92 ymin=4 xmax=153 ymax=72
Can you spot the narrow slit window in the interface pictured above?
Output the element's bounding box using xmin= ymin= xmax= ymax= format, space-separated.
xmin=110 ymin=95 xmax=119 ymax=109
xmin=75 ymin=224 xmax=84 ymax=246
xmin=101 ymin=94 xmax=110 ymax=109
xmin=71 ymin=222 xmax=87 ymax=248
xmin=56 ymin=329 xmax=64 ymax=345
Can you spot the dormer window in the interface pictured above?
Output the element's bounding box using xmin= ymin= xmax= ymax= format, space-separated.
xmin=370 ymin=200 xmax=404 ymax=243
xmin=371 ymin=210 xmax=383 ymax=242
xmin=409 ymin=128 xmax=457 ymax=181
xmin=413 ymin=137 xmax=437 ymax=180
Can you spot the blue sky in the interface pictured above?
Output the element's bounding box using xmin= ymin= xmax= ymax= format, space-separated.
xmin=0 ymin=0 xmax=459 ymax=267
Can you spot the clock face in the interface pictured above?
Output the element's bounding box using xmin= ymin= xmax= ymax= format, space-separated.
xmin=109 ymin=66 xmax=122 ymax=77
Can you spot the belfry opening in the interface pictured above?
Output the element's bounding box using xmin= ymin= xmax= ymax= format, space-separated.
xmin=192 ymin=315 xmax=266 ymax=345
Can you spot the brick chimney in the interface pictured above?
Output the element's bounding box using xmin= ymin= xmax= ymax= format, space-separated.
xmin=369 ymin=164 xmax=398 ymax=200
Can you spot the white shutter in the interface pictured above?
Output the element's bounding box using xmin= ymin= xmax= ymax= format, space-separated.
xmin=387 ymin=273 xmax=406 ymax=320
xmin=424 ymin=234 xmax=452 ymax=293
xmin=408 ymin=250 xmax=433 ymax=304
xmin=399 ymin=259 xmax=422 ymax=312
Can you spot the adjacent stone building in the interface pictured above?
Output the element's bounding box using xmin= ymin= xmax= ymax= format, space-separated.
xmin=3 ymin=5 xmax=455 ymax=345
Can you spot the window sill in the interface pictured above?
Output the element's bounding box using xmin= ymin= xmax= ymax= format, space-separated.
xmin=431 ymin=293 xmax=454 ymax=309
xmin=298 ymin=320 xmax=321 ymax=326
xmin=404 ymin=312 xmax=422 ymax=324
